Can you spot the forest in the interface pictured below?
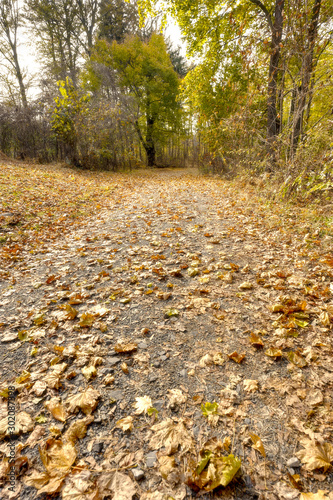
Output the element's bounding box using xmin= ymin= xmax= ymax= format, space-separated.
xmin=0 ymin=0 xmax=332 ymax=194
xmin=1 ymin=2 xmax=333 ymax=500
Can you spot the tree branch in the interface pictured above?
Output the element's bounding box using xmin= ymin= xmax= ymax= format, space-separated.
xmin=248 ymin=0 xmax=273 ymax=32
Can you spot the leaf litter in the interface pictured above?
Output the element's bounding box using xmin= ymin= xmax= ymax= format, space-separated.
xmin=1 ymin=165 xmax=333 ymax=498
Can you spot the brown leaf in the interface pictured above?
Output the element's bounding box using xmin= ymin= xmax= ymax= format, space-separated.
xmin=45 ymin=397 xmax=67 ymax=422
xmin=228 ymin=351 xmax=245 ymax=363
xmin=296 ymin=440 xmax=333 ymax=471
xmin=39 ymin=437 xmax=77 ymax=477
xmin=63 ymin=416 xmax=94 ymax=444
xmin=66 ymin=387 xmax=100 ymax=415
xmin=114 ymin=342 xmax=137 ymax=353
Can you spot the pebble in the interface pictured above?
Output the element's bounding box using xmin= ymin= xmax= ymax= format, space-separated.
xmin=108 ymin=390 xmax=123 ymax=401
xmin=154 ymin=400 xmax=164 ymax=411
xmin=160 ymin=355 xmax=168 ymax=361
xmin=132 ymin=468 xmax=145 ymax=481
xmin=92 ymin=442 xmax=104 ymax=454
xmin=286 ymin=457 xmax=301 ymax=468
xmin=146 ymin=451 xmax=157 ymax=468
xmin=152 ymin=361 xmax=161 ymax=368
xmin=138 ymin=342 xmax=148 ymax=349
xmin=149 ymin=374 xmax=158 ymax=383
xmin=106 ymin=357 xmax=120 ymax=367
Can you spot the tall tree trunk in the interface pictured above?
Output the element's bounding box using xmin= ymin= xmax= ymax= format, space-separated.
xmin=12 ymin=44 xmax=28 ymax=108
xmin=291 ymin=0 xmax=321 ymax=153
xmin=250 ymin=0 xmax=285 ymax=166
xmin=266 ymin=0 xmax=285 ymax=161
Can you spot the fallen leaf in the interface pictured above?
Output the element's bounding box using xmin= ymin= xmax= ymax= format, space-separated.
xmin=158 ymin=455 xmax=176 ymax=479
xmin=97 ymin=471 xmax=136 ymax=500
xmin=250 ymin=433 xmax=266 ymax=457
xmin=63 ymin=415 xmax=94 ymax=444
xmin=116 ymin=416 xmax=133 ymax=431
xmin=243 ymin=379 xmax=259 ymax=392
xmin=39 ymin=437 xmax=77 ymax=476
xmin=0 ymin=411 xmax=34 ymax=437
xmin=45 ymin=397 xmax=67 ymax=422
xmin=249 ymin=332 xmax=264 ymax=348
xmin=66 ymin=387 xmax=100 ymax=415
xmin=287 ymin=351 xmax=307 ymax=367
xmin=239 ymin=282 xmax=253 ymax=290
xmin=228 ymin=351 xmax=245 ymax=363
xmin=62 ymin=470 xmax=98 ymax=500
xmin=296 ymin=439 xmax=333 ymax=471
xmin=300 ymin=491 xmax=330 ymax=499
xmin=149 ymin=418 xmax=193 ymax=455
xmin=265 ymin=347 xmax=283 ymax=359
xmin=82 ymin=365 xmax=97 ymax=380
xmin=168 ymin=389 xmax=187 ymax=407
xmin=133 ymin=396 xmax=153 ymax=415
xmin=114 ymin=342 xmax=137 ymax=353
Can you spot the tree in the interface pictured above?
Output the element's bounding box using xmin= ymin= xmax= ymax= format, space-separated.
xmin=98 ymin=0 xmax=139 ymax=43
xmin=91 ymin=33 xmax=181 ymax=166
xmin=0 ymin=0 xmax=28 ymax=107
xmin=139 ymin=0 xmax=333 ymax=166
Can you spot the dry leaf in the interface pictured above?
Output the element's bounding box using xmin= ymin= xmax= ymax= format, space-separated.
xmin=32 ymin=380 xmax=47 ymax=396
xmin=249 ymin=332 xmax=264 ymax=348
xmin=45 ymin=397 xmax=67 ymax=422
xmin=116 ymin=416 xmax=133 ymax=432
xmin=306 ymin=390 xmax=324 ymax=407
xmin=22 ymin=426 xmax=45 ymax=449
xmin=63 ymin=416 xmax=94 ymax=444
xmin=265 ymin=347 xmax=283 ymax=358
xmin=250 ymin=433 xmax=266 ymax=457
xmin=98 ymin=471 xmax=136 ymax=500
xmin=103 ymin=374 xmax=115 ymax=386
xmin=66 ymin=387 xmax=100 ymax=415
xmin=39 ymin=437 xmax=77 ymax=476
xmin=82 ymin=365 xmax=97 ymax=380
xmin=121 ymin=362 xmax=129 ymax=374
xmin=62 ymin=470 xmax=98 ymax=500
xmin=300 ymin=491 xmax=330 ymax=499
xmin=114 ymin=342 xmax=137 ymax=353
xmin=149 ymin=418 xmax=193 ymax=455
xmin=228 ymin=351 xmax=245 ymax=363
xmin=239 ymin=282 xmax=253 ymax=290
xmin=199 ymin=354 xmax=213 ymax=367
xmin=0 ymin=411 xmax=34 ymax=437
xmin=158 ymin=455 xmax=176 ymax=479
xmin=168 ymin=389 xmax=187 ymax=407
xmin=243 ymin=380 xmax=259 ymax=393
xmin=133 ymin=396 xmax=152 ymax=415
xmin=296 ymin=439 xmax=333 ymax=471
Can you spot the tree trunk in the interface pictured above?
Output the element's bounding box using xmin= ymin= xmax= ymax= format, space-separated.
xmin=291 ymin=0 xmax=321 ymax=153
xmin=266 ymin=0 xmax=285 ymax=162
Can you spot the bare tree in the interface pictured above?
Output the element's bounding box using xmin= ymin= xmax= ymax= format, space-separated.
xmin=0 ymin=0 xmax=28 ymax=107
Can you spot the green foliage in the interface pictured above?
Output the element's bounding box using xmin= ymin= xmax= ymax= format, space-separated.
xmin=51 ymin=77 xmax=91 ymax=151
xmin=91 ymin=32 xmax=182 ymax=165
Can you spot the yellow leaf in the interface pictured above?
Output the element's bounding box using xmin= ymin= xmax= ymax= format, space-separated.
xmin=81 ymin=365 xmax=97 ymax=380
xmin=228 ymin=351 xmax=245 ymax=363
xmin=300 ymin=491 xmax=330 ymax=499
xmin=250 ymin=433 xmax=266 ymax=457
